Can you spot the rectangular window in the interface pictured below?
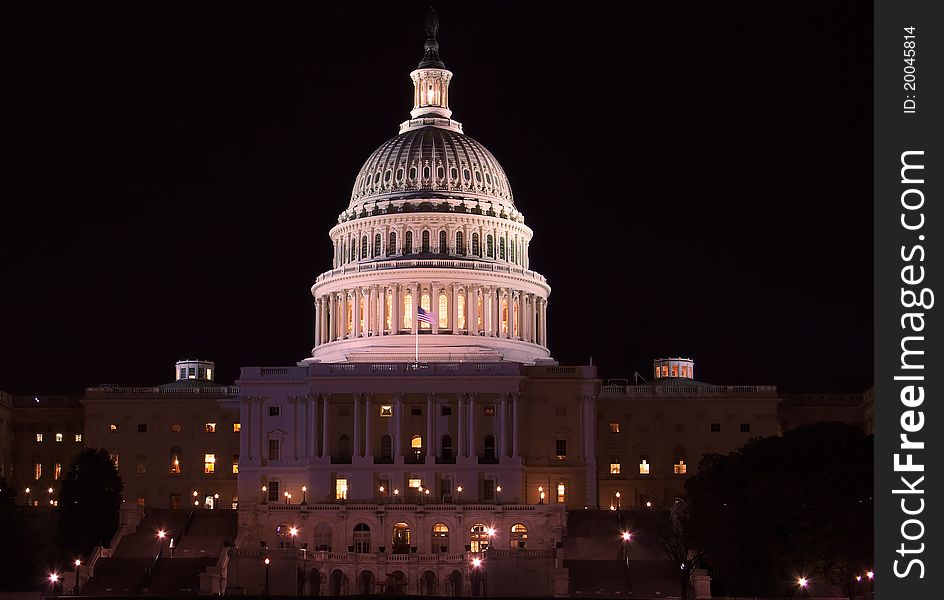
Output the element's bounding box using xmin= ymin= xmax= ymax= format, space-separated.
xmin=609 ymin=422 xmax=620 ymax=433
xmin=267 ymin=481 xmax=279 ymax=502
xmin=232 ymin=455 xmax=239 ymax=474
xmin=205 ymin=422 xmax=217 ymax=433
xmin=54 ymin=463 xmax=62 ymax=480
xmin=380 ymin=405 xmax=393 ymax=417
xmin=556 ymin=481 xmax=566 ymax=503
xmin=740 ymin=423 xmax=750 ymax=432
xmin=75 ymin=434 xmax=83 ymax=442
xmin=34 ymin=463 xmax=42 ymax=480
xmin=137 ymin=454 xmax=147 ymax=474
xmin=483 ymin=479 xmax=495 ymax=501
xmin=233 ymin=423 xmax=241 ymax=433
xmin=138 ymin=424 xmax=147 ymax=433
xmin=204 ymin=453 xmax=216 ymax=474
xmin=231 ymin=497 xmax=238 ymax=510
xmin=674 ymin=460 xmax=687 ymax=475
xmin=268 ymin=439 xmax=280 ymax=460
xmin=268 ymin=406 xmax=280 ymax=417
xmin=555 ymin=439 xmax=567 ymax=460
xmin=137 ymin=496 xmax=146 ymax=507
xmin=411 ymin=407 xmax=422 ymax=416
xmin=336 ymin=478 xmax=348 ymax=500
xmin=109 ymin=423 xmax=118 ymax=433
xmin=710 ymin=423 xmax=721 ymax=432
xmin=35 ymin=433 xmax=43 ymax=442
xmin=440 ymin=406 xmax=452 ymax=417
xmin=484 ymin=405 xmax=496 ymax=416
xmin=55 ymin=433 xmax=63 ymax=442
xmin=408 ymin=478 xmax=422 ymax=489
xmin=555 ymin=406 xmax=567 ymax=417
xmin=610 ymin=457 xmax=621 ymax=474
xmin=639 ymin=458 xmax=650 ymax=475
xmin=170 ymin=455 xmax=181 ymax=474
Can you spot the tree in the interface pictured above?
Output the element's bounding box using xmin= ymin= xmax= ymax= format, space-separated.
xmin=637 ymin=499 xmax=701 ymax=600
xmin=0 ymin=477 xmax=33 ymax=589
xmin=57 ymin=448 xmax=123 ymax=556
xmin=685 ymin=422 xmax=873 ymax=598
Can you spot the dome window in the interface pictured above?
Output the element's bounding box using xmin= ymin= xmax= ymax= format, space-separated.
xmin=404 ymin=231 xmax=413 ymax=254
xmin=456 ymin=231 xmax=465 ymax=255
xmin=423 ymin=165 xmax=431 ymax=180
xmin=384 ymin=170 xmax=392 ymax=183
xmin=361 ymin=236 xmax=368 ymax=259
xmin=395 ymin=168 xmax=404 ymax=182
xmin=373 ymin=171 xmax=381 ymax=184
xmin=374 ymin=234 xmax=381 ymax=257
xmin=463 ymin=168 xmax=471 ymax=182
xmin=472 ymin=233 xmax=480 ymax=256
xmin=450 ymin=166 xmax=459 ymax=181
xmin=439 ymin=230 xmax=447 ymax=254
xmin=499 ymin=237 xmax=506 ymax=261
xmin=437 ymin=165 xmax=445 ymax=180
xmin=422 ymin=230 xmax=430 ymax=253
xmin=485 ymin=172 xmax=492 ymax=185
xmin=409 ymin=166 xmax=418 ymax=180
xmin=474 ymin=170 xmax=482 ymax=183
xmin=486 ymin=235 xmax=494 ymax=258
xmin=387 ymin=232 xmax=397 ymax=256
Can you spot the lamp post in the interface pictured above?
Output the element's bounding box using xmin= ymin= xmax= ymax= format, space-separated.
xmin=301 ymin=485 xmax=308 ymax=505
xmin=48 ymin=572 xmax=61 ymax=595
xmin=393 ymin=488 xmax=400 ymax=503
xmin=289 ymin=526 xmax=299 ymax=547
xmin=262 ymin=485 xmax=268 ymax=504
xmin=25 ymin=487 xmax=31 ymax=507
xmin=378 ymin=485 xmax=385 ymax=503
xmin=48 ymin=487 xmax=54 ymax=506
xmin=456 ymin=485 xmax=463 ymax=503
xmin=495 ymin=485 xmax=502 ymax=504
xmin=471 ymin=557 xmax=486 ymax=597
xmin=621 ymin=531 xmax=633 ymax=596
xmin=615 ymin=491 xmax=621 ymax=510
xmin=73 ymin=560 xmax=82 ymax=595
xmin=263 ymin=557 xmax=271 ymax=596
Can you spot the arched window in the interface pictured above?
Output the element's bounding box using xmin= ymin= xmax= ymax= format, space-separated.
xmin=423 ymin=165 xmax=431 ymax=180
xmin=392 ymin=522 xmax=411 ymax=554
xmin=405 ymin=231 xmax=413 ymax=254
xmin=374 ymin=234 xmax=381 ymax=257
xmin=456 ymin=231 xmax=465 ymax=255
xmin=314 ymin=523 xmax=332 ymax=551
xmin=438 ymin=293 xmax=448 ymax=329
xmin=385 ymin=292 xmax=393 ymax=331
xmin=380 ymin=434 xmax=393 ymax=462
xmin=169 ymin=445 xmax=182 ymax=474
xmin=472 ymin=233 xmax=480 ymax=256
xmin=470 ymin=524 xmax=490 ymax=553
xmin=450 ymin=166 xmax=459 ymax=181
xmin=409 ymin=166 xmax=418 ymax=180
xmin=353 ymin=523 xmax=371 ymax=553
xmin=457 ymin=294 xmax=466 ymax=330
xmin=411 ymin=435 xmax=423 ymax=462
xmin=396 ymin=167 xmax=404 ymax=182
xmin=420 ymin=292 xmax=431 ymax=329
xmin=484 ymin=435 xmax=496 ymax=461
xmin=462 ymin=168 xmax=471 ymax=182
xmin=437 ymin=165 xmax=445 ymax=180
xmin=403 ymin=292 xmax=413 ymax=329
xmin=513 ymin=299 xmax=519 ymax=337
xmin=441 ymin=434 xmax=453 ymax=460
xmin=383 ymin=170 xmax=391 ymax=184
xmin=510 ymin=524 xmax=528 ymax=549
xmin=673 ymin=446 xmax=687 ymax=475
xmin=276 ymin=522 xmax=292 ymax=538
xmin=421 ymin=230 xmax=430 ymax=253
xmin=439 ymin=230 xmax=447 ymax=254
xmin=432 ymin=523 xmax=449 ymax=553
xmin=501 ymin=298 xmax=509 ymax=335
xmin=510 ymin=238 xmax=516 ymax=263
xmin=350 ymin=241 xmax=356 ymax=262
xmin=388 ymin=231 xmax=396 ymax=256
xmin=499 ymin=237 xmax=506 ymax=260
xmin=486 ymin=235 xmax=494 ymax=258
xmin=361 ymin=236 xmax=368 ymax=259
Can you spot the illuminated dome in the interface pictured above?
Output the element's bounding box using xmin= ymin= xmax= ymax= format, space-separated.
xmin=305 ymin=9 xmax=551 ymax=365
xmin=349 ymin=127 xmax=515 ymax=214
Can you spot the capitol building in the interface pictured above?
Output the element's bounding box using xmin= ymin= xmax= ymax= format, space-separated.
xmin=4 ymin=10 xmax=869 ymax=599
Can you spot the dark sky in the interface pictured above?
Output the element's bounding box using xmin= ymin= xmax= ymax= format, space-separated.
xmin=0 ymin=2 xmax=872 ymax=394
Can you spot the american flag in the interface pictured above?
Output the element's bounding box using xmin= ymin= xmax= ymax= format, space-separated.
xmin=417 ymin=306 xmax=434 ymax=325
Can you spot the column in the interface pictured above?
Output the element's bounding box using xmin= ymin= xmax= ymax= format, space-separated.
xmin=426 ymin=394 xmax=434 ymax=461
xmin=512 ymin=393 xmax=521 ymax=459
xmin=309 ymin=394 xmax=319 ymax=458
xmin=466 ymin=286 xmax=474 ymax=334
xmin=541 ymin=299 xmax=548 ymax=347
xmin=353 ymin=288 xmax=362 ymax=338
xmin=244 ymin=397 xmax=253 ymax=460
xmin=394 ymin=394 xmax=403 ymax=461
xmin=457 ymin=393 xmax=465 ymax=458
xmin=322 ymin=395 xmax=331 ymax=459
xmin=341 ymin=290 xmax=349 ymax=339
xmin=364 ymin=394 xmax=373 ymax=458
xmin=506 ymin=288 xmax=513 ymax=339
xmin=352 ymin=394 xmax=361 ymax=460
xmin=493 ymin=290 xmax=501 ymax=337
xmin=468 ymin=394 xmax=477 ymax=459
xmin=258 ymin=398 xmax=265 ymax=464
xmin=499 ymin=394 xmax=508 ymax=458
xmin=370 ymin=286 xmax=378 ymax=336
xmin=314 ymin=299 xmax=321 ymax=346
xmin=532 ymin=297 xmax=539 ymax=344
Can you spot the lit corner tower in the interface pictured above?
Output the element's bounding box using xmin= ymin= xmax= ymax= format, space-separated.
xmin=306 ymin=8 xmax=552 ymax=364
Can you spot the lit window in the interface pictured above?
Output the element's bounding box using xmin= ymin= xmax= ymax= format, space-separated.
xmin=54 ymin=463 xmax=62 ymax=480
xmin=205 ymin=422 xmax=217 ymax=433
xmin=380 ymin=405 xmax=393 ymax=417
xmin=610 ymin=456 xmax=621 ymax=475
xmin=409 ymin=478 xmax=422 ymax=489
xmin=403 ymin=293 xmax=413 ymax=329
xmin=231 ymin=497 xmax=238 ymax=510
xmin=55 ymin=433 xmax=63 ymax=443
xmin=170 ymin=456 xmax=181 ymax=474
xmin=34 ymin=463 xmax=42 ymax=480
xmin=556 ymin=482 xmax=566 ymax=503
xmin=438 ymin=293 xmax=448 ymax=328
xmin=109 ymin=424 xmax=118 ymax=433
xmin=385 ymin=292 xmax=393 ymax=329
xmin=609 ymin=422 xmax=620 ymax=433
xmin=671 ymin=364 xmax=678 ymax=377
xmin=232 ymin=455 xmax=239 ymax=474
xmin=204 ymin=453 xmax=216 ymax=474
xmin=680 ymin=366 xmax=688 ymax=377
xmin=206 ymin=367 xmax=212 ymax=380
xmin=555 ymin=439 xmax=567 ymax=460
xmin=639 ymin=458 xmax=650 ymax=475
xmin=457 ymin=293 xmax=466 ymax=329
xmin=268 ymin=439 xmax=280 ymax=460
xmin=420 ymin=293 xmax=431 ymax=329
xmin=510 ymin=523 xmax=528 ymax=549
xmin=661 ymin=365 xmax=669 ymax=377
xmin=269 ymin=406 xmax=280 ymax=417
xmin=233 ymin=423 xmax=241 ymax=433
xmin=336 ymin=478 xmax=348 ymax=500
xmin=75 ymin=434 xmax=82 ymax=442
xmin=674 ymin=460 xmax=687 ymax=475
xmin=172 ymin=424 xmax=182 ymax=433
xmin=35 ymin=433 xmax=43 ymax=442
xmin=137 ymin=496 xmax=146 ymax=507
xmin=484 ymin=405 xmax=496 ymax=416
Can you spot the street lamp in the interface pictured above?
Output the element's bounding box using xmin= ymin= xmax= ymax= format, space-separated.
xmin=620 ymin=531 xmax=634 ymax=595
xmin=615 ymin=491 xmax=621 ymax=509
xmin=49 ymin=572 xmax=61 ymax=594
xmin=73 ymin=559 xmax=82 ymax=595
xmin=25 ymin=487 xmax=31 ymax=506
xmin=301 ymin=486 xmax=308 ymax=505
xmin=456 ymin=485 xmax=463 ymax=503
xmin=289 ymin=526 xmax=299 ymax=546
xmin=157 ymin=529 xmax=168 ymax=558
xmin=471 ymin=556 xmax=487 ymax=596
xmin=866 ymin=571 xmax=874 ymax=580
xmin=263 ymin=557 xmax=271 ymax=596
xmin=496 ymin=485 xmax=502 ymax=504
xmin=261 ymin=485 xmax=268 ymax=504
xmin=393 ymin=488 xmax=400 ymax=503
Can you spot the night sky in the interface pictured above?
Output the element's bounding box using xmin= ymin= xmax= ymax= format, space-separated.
xmin=0 ymin=2 xmax=872 ymax=394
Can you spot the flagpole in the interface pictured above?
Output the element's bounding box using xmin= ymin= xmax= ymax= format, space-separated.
xmin=415 ymin=323 xmax=419 ymax=365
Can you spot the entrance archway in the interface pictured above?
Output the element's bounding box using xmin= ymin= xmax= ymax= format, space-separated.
xmin=357 ymin=570 xmax=374 ymax=595
xmin=420 ymin=570 xmax=437 ymax=595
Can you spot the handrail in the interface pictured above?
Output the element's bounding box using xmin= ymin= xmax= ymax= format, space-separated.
xmin=314 ymin=258 xmax=547 ymax=285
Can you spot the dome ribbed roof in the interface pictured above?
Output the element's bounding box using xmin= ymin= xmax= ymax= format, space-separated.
xmin=350 ymin=126 xmax=514 ymax=210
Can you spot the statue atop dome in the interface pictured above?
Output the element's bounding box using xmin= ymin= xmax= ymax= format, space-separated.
xmin=418 ymin=6 xmax=445 ymax=69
